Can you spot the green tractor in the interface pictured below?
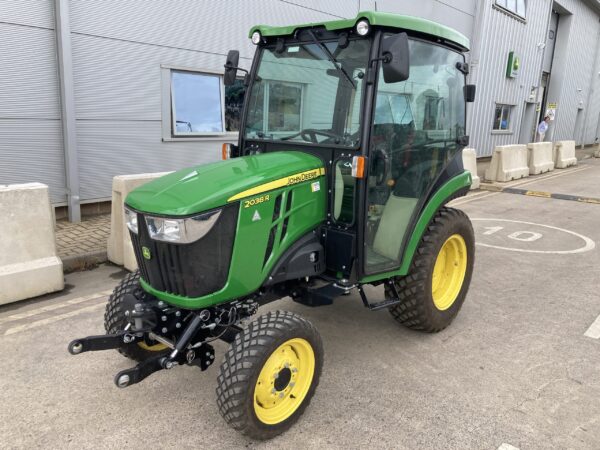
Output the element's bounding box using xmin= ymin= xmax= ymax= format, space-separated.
xmin=69 ymin=11 xmax=476 ymax=440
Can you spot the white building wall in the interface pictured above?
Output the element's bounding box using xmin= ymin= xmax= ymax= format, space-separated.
xmin=0 ymin=1 xmax=66 ymax=203
xmin=469 ymin=0 xmax=600 ymax=155
xmin=468 ymin=0 xmax=552 ymax=156
xmin=546 ymin=0 xmax=600 ymax=144
xmin=67 ymin=0 xmax=344 ymax=201
xmin=1 ymin=0 xmax=599 ymax=206
xmin=66 ymin=0 xmax=477 ymax=201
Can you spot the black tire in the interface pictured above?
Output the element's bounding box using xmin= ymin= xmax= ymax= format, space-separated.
xmin=103 ymin=270 xmax=169 ymax=362
xmin=216 ymin=311 xmax=324 ymax=440
xmin=388 ymin=206 xmax=474 ymax=332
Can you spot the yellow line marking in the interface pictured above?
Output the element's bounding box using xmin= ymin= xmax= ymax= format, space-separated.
xmin=227 ymin=168 xmax=325 ymax=202
xmin=3 ymin=302 xmax=105 ymax=336
xmin=0 ymin=290 xmax=112 ymax=325
xmin=525 ymin=190 xmax=552 ymax=198
xmin=578 ymin=197 xmax=600 ymax=204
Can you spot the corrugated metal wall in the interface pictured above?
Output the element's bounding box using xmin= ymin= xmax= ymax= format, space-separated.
xmin=0 ymin=0 xmax=66 ymax=203
xmin=468 ymin=0 xmax=552 ymax=156
xmin=547 ymin=0 xmax=600 ymax=143
xmin=66 ymin=0 xmax=476 ymax=202
xmin=362 ymin=0 xmax=476 ymax=37
xmin=67 ymin=0 xmax=345 ymax=201
xmin=469 ymin=0 xmax=600 ymax=156
xmin=2 ymin=0 xmax=598 ymax=204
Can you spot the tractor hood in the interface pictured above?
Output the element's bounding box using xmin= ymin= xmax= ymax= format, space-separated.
xmin=125 ymin=151 xmax=324 ymax=216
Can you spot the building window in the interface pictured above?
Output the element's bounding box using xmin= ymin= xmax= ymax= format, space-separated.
xmin=246 ymin=80 xmax=304 ymax=135
xmin=162 ymin=67 xmax=246 ymax=139
xmin=225 ymin=78 xmax=245 ymax=132
xmin=493 ymin=104 xmax=513 ymax=131
xmin=495 ymin=0 xmax=526 ymax=18
xmin=171 ymin=70 xmax=223 ymax=135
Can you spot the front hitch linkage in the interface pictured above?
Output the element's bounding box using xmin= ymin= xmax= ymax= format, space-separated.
xmin=67 ymin=310 xmax=215 ymax=389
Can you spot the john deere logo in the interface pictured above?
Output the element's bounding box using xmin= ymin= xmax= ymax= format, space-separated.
xmin=142 ymin=246 xmax=151 ymax=260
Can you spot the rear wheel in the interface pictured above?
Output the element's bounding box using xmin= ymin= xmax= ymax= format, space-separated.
xmin=216 ymin=311 xmax=323 ymax=440
xmin=388 ymin=207 xmax=474 ymax=332
xmin=103 ymin=270 xmax=169 ymax=362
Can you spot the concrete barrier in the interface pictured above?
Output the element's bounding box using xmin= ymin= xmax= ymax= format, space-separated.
xmin=526 ymin=142 xmax=554 ymax=175
xmin=553 ymin=140 xmax=577 ymax=168
xmin=462 ymin=148 xmax=480 ymax=189
xmin=107 ymin=172 xmax=172 ymax=272
xmin=0 ymin=183 xmax=63 ymax=305
xmin=484 ymin=144 xmax=529 ymax=182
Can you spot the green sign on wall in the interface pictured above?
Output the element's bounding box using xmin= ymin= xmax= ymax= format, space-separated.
xmin=506 ymin=51 xmax=520 ymax=78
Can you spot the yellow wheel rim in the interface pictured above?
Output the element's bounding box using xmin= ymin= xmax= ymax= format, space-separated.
xmin=432 ymin=234 xmax=468 ymax=311
xmin=254 ymin=338 xmax=315 ymax=425
xmin=137 ymin=341 xmax=168 ymax=352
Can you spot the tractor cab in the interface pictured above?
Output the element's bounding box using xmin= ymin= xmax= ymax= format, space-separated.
xmin=224 ymin=12 xmax=473 ymax=290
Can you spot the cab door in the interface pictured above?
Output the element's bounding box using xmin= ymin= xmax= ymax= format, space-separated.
xmin=363 ymin=37 xmax=466 ymax=275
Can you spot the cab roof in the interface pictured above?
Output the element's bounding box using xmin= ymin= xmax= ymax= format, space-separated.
xmin=249 ymin=10 xmax=470 ymax=51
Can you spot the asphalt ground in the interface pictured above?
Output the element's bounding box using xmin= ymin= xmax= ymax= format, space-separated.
xmin=2 ymin=159 xmax=599 ymax=449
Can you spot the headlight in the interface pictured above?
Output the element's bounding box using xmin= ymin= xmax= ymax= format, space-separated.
xmin=251 ymin=31 xmax=262 ymax=45
xmin=355 ymin=19 xmax=370 ymax=36
xmin=145 ymin=209 xmax=222 ymax=244
xmin=124 ymin=207 xmax=138 ymax=234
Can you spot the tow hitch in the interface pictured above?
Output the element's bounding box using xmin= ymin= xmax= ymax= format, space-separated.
xmin=113 ymin=343 xmax=215 ymax=388
xmin=68 ymin=300 xmax=219 ymax=388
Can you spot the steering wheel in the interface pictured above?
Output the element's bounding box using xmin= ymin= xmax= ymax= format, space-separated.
xmin=371 ymin=148 xmax=390 ymax=186
xmin=281 ymin=128 xmax=342 ymax=144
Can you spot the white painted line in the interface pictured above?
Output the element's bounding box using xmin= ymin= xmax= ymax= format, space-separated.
xmin=450 ymin=192 xmax=501 ymax=206
xmin=0 ymin=290 xmax=112 ymax=325
xmin=3 ymin=302 xmax=105 ymax=336
xmin=472 ymin=218 xmax=596 ymax=254
xmin=498 ymin=444 xmax=520 ymax=450
xmin=584 ymin=314 xmax=600 ymax=339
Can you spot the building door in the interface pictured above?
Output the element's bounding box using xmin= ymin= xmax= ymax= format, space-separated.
xmin=519 ymin=102 xmax=537 ymax=144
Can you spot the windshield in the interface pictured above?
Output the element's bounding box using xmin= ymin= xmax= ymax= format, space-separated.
xmin=244 ymin=38 xmax=370 ymax=147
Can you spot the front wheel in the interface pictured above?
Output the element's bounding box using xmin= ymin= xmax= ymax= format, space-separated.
xmin=216 ymin=311 xmax=323 ymax=440
xmin=388 ymin=206 xmax=475 ymax=332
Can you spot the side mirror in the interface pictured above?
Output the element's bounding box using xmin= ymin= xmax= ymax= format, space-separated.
xmin=224 ymin=50 xmax=240 ymax=86
xmin=381 ymin=32 xmax=410 ymax=83
xmin=463 ymin=84 xmax=476 ymax=102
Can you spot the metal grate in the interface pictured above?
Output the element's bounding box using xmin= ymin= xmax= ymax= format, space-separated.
xmin=131 ymin=203 xmax=238 ymax=298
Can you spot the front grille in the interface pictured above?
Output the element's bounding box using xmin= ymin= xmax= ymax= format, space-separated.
xmin=131 ymin=203 xmax=238 ymax=298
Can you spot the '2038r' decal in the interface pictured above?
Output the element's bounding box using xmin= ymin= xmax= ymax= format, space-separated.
xmin=244 ymin=194 xmax=270 ymax=208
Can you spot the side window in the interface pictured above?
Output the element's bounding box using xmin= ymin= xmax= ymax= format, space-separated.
xmin=365 ymin=38 xmax=465 ymax=273
xmin=162 ymin=67 xmax=245 ymax=139
xmin=225 ymin=79 xmax=246 ymax=132
xmin=333 ymin=159 xmax=354 ymax=224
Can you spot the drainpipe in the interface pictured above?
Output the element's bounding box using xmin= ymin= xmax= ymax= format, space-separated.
xmin=54 ymin=0 xmax=81 ymax=222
